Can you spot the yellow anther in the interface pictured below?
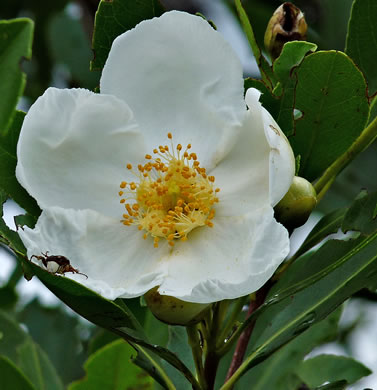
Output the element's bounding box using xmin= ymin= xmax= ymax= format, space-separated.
xmin=118 ymin=134 xmax=219 ymax=248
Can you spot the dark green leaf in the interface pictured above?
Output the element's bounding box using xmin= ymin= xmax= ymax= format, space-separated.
xmin=68 ymin=340 xmax=153 ymax=390
xmin=296 ymin=354 xmax=371 ymax=387
xmin=0 ymin=309 xmax=64 ymax=390
xmin=22 ymin=260 xmax=195 ymax=389
xmin=23 ymin=258 xmax=145 ymax=334
xmin=91 ymin=0 xmax=164 ymax=70
xmin=345 ymin=0 xmax=377 ymax=95
xmin=234 ymin=0 xmax=275 ymax=89
xmin=131 ymin=343 xmax=175 ymax=390
xmin=291 ymin=51 xmax=369 ymax=181
xmin=314 ymin=380 xmax=348 ymax=390
xmin=342 ymin=190 xmax=377 ymax=235
xmin=369 ymin=94 xmax=377 ymax=124
xmin=240 ymin=309 xmax=342 ymax=390
xmin=0 ymin=18 xmax=33 ymax=133
xmin=293 ymin=207 xmax=348 ymax=259
xmin=273 ymin=41 xmax=317 ymax=85
xmin=0 ymin=356 xmax=36 ymax=390
xmin=18 ymin=299 xmax=86 ymax=385
xmin=161 ymin=327 xmax=194 ymax=390
xmin=245 ymin=233 xmax=377 ymax=371
xmin=224 ymin=194 xmax=377 ymax=386
xmin=0 ymin=188 xmax=26 ymax=254
xmin=0 ymin=110 xmax=41 ymax=216
xmin=47 ymin=12 xmax=99 ymax=89
xmin=14 ymin=213 xmax=37 ymax=229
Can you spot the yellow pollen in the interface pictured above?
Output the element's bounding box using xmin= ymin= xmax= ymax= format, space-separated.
xmin=118 ymin=133 xmax=219 ymax=247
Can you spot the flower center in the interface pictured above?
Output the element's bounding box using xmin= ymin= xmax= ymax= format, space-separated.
xmin=118 ymin=133 xmax=219 ymax=248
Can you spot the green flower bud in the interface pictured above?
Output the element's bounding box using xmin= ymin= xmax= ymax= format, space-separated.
xmin=264 ymin=2 xmax=307 ymax=60
xmin=274 ymin=176 xmax=317 ymax=230
xmin=144 ymin=287 xmax=210 ymax=326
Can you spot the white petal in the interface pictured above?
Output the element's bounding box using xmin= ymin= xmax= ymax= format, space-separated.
xmin=16 ymin=88 xmax=147 ymax=218
xmin=245 ymin=88 xmax=295 ymax=206
xmin=158 ymin=206 xmax=289 ymax=303
xmin=211 ymin=98 xmax=271 ymax=217
xmin=101 ymin=11 xmax=245 ymax=170
xmin=19 ymin=207 xmax=168 ymax=300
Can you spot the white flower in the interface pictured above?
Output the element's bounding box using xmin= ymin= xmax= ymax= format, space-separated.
xmin=16 ymin=11 xmax=295 ymax=304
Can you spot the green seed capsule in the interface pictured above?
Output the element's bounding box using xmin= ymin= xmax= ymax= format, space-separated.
xmin=274 ymin=176 xmax=317 ymax=230
xmin=144 ymin=287 xmax=210 ymax=326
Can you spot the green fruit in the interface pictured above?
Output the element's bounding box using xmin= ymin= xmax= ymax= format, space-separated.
xmin=275 ymin=176 xmax=317 ymax=230
xmin=144 ymin=287 xmax=210 ymax=326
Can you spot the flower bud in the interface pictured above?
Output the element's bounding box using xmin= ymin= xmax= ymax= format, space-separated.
xmin=274 ymin=176 xmax=317 ymax=230
xmin=144 ymin=287 xmax=210 ymax=326
xmin=264 ymin=2 xmax=307 ymax=60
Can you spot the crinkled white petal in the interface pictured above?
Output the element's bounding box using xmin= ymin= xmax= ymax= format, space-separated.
xmin=158 ymin=206 xmax=289 ymax=303
xmin=245 ymin=88 xmax=295 ymax=206
xmin=16 ymin=88 xmax=147 ymax=218
xmin=101 ymin=11 xmax=245 ymax=170
xmin=19 ymin=205 xmax=289 ymax=303
xmin=19 ymin=207 xmax=168 ymax=300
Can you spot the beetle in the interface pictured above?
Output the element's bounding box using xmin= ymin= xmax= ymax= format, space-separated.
xmin=30 ymin=251 xmax=88 ymax=279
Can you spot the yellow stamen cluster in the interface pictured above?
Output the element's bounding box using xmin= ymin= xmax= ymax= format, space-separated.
xmin=118 ymin=133 xmax=219 ymax=248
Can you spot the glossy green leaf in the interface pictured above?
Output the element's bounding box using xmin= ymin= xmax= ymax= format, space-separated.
xmin=290 ymin=51 xmax=369 ymax=181
xmin=0 ymin=356 xmax=36 ymax=390
xmin=0 ymin=310 xmax=64 ymax=390
xmin=0 ymin=18 xmax=33 ymax=133
xmin=240 ymin=309 xmax=342 ymax=390
xmin=342 ymin=190 xmax=377 ymax=235
xmin=346 ymin=0 xmax=377 ymax=95
xmin=293 ymin=207 xmax=347 ymax=259
xmin=91 ymin=0 xmax=164 ymax=71
xmin=69 ymin=340 xmax=153 ymax=390
xmin=0 ymin=110 xmax=40 ymax=216
xmin=296 ymin=354 xmax=371 ymax=387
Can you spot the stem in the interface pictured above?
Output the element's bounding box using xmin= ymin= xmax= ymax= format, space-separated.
xmin=234 ymin=0 xmax=275 ymax=89
xmin=187 ymin=325 xmax=207 ymax=390
xmin=203 ymin=303 xmax=223 ymax=389
xmin=314 ymin=114 xmax=377 ymax=197
xmin=216 ymin=297 xmax=246 ymax=351
xmin=224 ymin=290 xmax=267 ymax=385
